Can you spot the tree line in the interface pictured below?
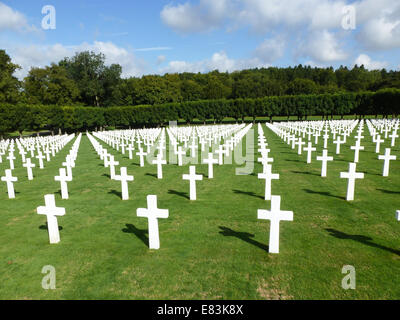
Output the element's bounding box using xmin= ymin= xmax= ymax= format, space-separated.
xmin=1 ymin=89 xmax=399 ymax=136
xmin=1 ymin=49 xmax=400 ymax=107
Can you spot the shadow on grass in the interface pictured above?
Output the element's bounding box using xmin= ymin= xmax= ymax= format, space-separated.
xmin=219 ymin=226 xmax=268 ymax=252
xmin=168 ymin=189 xmax=190 ymax=200
xmin=109 ymin=189 xmax=122 ymax=199
xmin=233 ymin=189 xmax=264 ymax=200
xmin=122 ymin=223 xmax=148 ymax=247
xmin=376 ymin=188 xmax=400 ymax=194
xmin=291 ymin=170 xmax=320 ymax=176
xmin=303 ymin=189 xmax=346 ymax=200
xmin=145 ymin=173 xmax=158 ymax=179
xmin=284 ymin=159 xmax=301 ymax=163
xmin=325 ymin=228 xmax=400 ymax=256
xmin=39 ymin=223 xmax=63 ymax=231
xmin=131 ymin=162 xmax=140 ymax=167
xmin=102 ymin=173 xmax=111 ymax=179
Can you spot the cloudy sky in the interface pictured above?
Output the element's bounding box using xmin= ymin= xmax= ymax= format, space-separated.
xmin=1 ymin=0 xmax=400 ymax=79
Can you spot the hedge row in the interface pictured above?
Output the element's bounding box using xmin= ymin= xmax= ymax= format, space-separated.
xmin=0 ymin=90 xmax=399 ymax=135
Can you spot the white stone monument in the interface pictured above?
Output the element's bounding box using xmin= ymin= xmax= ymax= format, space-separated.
xmin=37 ymin=194 xmax=66 ymax=244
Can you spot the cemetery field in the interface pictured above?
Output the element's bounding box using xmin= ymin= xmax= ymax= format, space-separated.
xmin=0 ymin=124 xmax=400 ymax=300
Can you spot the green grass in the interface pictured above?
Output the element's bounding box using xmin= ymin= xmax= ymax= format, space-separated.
xmin=0 ymin=123 xmax=399 ymax=299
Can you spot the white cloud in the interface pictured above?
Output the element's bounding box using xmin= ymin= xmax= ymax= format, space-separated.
xmin=9 ymin=41 xmax=146 ymax=79
xmin=358 ymin=17 xmax=400 ymax=50
xmin=354 ymin=54 xmax=388 ymax=70
xmin=160 ymin=0 xmax=231 ymax=33
xmin=160 ymin=50 xmax=267 ymax=74
xmin=253 ymin=37 xmax=285 ymax=63
xmin=156 ymin=55 xmax=166 ymax=65
xmin=300 ymin=30 xmax=348 ymax=63
xmin=0 ymin=2 xmax=37 ymax=32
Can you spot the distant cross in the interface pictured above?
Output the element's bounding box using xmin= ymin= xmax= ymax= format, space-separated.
xmin=333 ymin=136 xmax=345 ymax=154
xmin=36 ymin=152 xmax=45 ymax=169
xmin=258 ymin=164 xmax=280 ymax=200
xmin=296 ymin=138 xmax=306 ymax=155
xmin=23 ymin=158 xmax=35 ymax=180
xmin=203 ymin=152 xmax=218 ymax=179
xmin=55 ymin=168 xmax=72 ymax=200
xmin=340 ymin=162 xmax=364 ymax=201
xmin=126 ymin=144 xmax=135 ymax=160
xmin=215 ymin=144 xmax=225 ymax=165
xmin=19 ymin=149 xmax=27 ymax=163
xmin=303 ymin=142 xmax=316 ymax=164
xmin=257 ymin=195 xmax=293 ymax=254
xmin=137 ymin=195 xmax=169 ymax=250
xmin=175 ymin=146 xmax=186 ymax=167
xmin=182 ymin=166 xmax=203 ymax=200
xmin=152 ymin=153 xmax=167 ymax=179
xmin=374 ymin=135 xmax=384 ymax=154
xmin=316 ymin=149 xmax=333 ymax=177
xmin=136 ymin=148 xmax=147 ymax=167
xmin=114 ymin=167 xmax=134 ymax=200
xmin=389 ymin=130 xmax=399 ymax=147
xmin=1 ymin=169 xmax=18 ymax=199
xmin=350 ymin=140 xmax=364 ymax=163
xmin=189 ymin=139 xmax=198 ymax=158
xmin=62 ymin=157 xmax=73 ymax=179
xmin=378 ymin=148 xmax=396 ymax=177
xmin=44 ymin=148 xmax=51 ymax=162
xmin=108 ymin=155 xmax=119 ymax=179
xmin=7 ymin=153 xmax=15 ymax=170
xmin=37 ymin=194 xmax=66 ymax=244
xmin=323 ymin=134 xmax=329 ymax=149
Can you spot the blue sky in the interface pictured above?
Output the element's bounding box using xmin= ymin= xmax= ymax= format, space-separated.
xmin=1 ymin=0 xmax=400 ymax=79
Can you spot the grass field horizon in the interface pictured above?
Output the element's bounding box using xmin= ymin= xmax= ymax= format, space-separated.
xmin=0 ymin=121 xmax=399 ymax=299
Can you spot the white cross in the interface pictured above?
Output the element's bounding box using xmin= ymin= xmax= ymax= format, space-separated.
xmin=36 ymin=152 xmax=45 ymax=169
xmin=114 ymin=167 xmax=134 ymax=200
xmin=215 ymin=144 xmax=225 ymax=165
xmin=44 ymin=148 xmax=51 ymax=162
xmin=333 ymin=136 xmax=345 ymax=154
xmin=137 ymin=195 xmax=169 ymax=250
xmin=340 ymin=162 xmax=364 ymax=201
xmin=136 ymin=148 xmax=147 ymax=167
xmin=126 ymin=144 xmax=135 ymax=160
xmin=257 ymin=195 xmax=293 ymax=254
xmin=316 ymin=149 xmax=333 ymax=177
xmin=1 ymin=169 xmax=18 ymax=199
xmin=189 ymin=139 xmax=198 ymax=158
xmin=396 ymin=210 xmax=400 ymax=221
xmin=175 ymin=146 xmax=186 ymax=167
xmin=296 ymin=138 xmax=306 ymax=155
xmin=350 ymin=140 xmax=364 ymax=163
xmin=55 ymin=168 xmax=72 ymax=200
xmin=378 ymin=148 xmax=396 ymax=177
xmin=62 ymin=157 xmax=73 ymax=179
xmin=37 ymin=194 xmax=66 ymax=244
xmin=7 ymin=153 xmax=15 ymax=170
xmin=23 ymin=158 xmax=35 ymax=181
xmin=389 ymin=130 xmax=399 ymax=147
xmin=203 ymin=152 xmax=218 ymax=179
xmin=182 ymin=166 xmax=203 ymax=200
xmin=374 ymin=135 xmax=384 ymax=154
xmin=108 ymin=155 xmax=119 ymax=179
xmin=258 ymin=164 xmax=279 ymax=200
xmin=323 ymin=134 xmax=329 ymax=149
xmin=152 ymin=154 xmax=167 ymax=179
xmin=303 ymin=142 xmax=316 ymax=164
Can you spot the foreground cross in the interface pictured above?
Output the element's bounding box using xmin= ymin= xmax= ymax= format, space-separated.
xmin=378 ymin=148 xmax=396 ymax=177
xmin=137 ymin=195 xmax=169 ymax=249
xmin=257 ymin=195 xmax=293 ymax=254
xmin=303 ymin=142 xmax=316 ymax=164
xmin=182 ymin=166 xmax=203 ymax=200
xmin=23 ymin=158 xmax=35 ymax=181
xmin=340 ymin=162 xmax=364 ymax=201
xmin=37 ymin=194 xmax=66 ymax=244
xmin=1 ymin=169 xmax=18 ymax=199
xmin=114 ymin=167 xmax=134 ymax=200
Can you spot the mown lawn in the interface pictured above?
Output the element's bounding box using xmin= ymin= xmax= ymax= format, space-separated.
xmin=0 ymin=122 xmax=399 ymax=299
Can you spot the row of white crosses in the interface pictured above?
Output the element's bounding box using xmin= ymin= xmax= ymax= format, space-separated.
xmin=1 ymin=134 xmax=76 ymax=199
xmin=36 ymin=133 xmax=82 ymax=244
xmin=256 ymin=123 xmax=293 ymax=254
